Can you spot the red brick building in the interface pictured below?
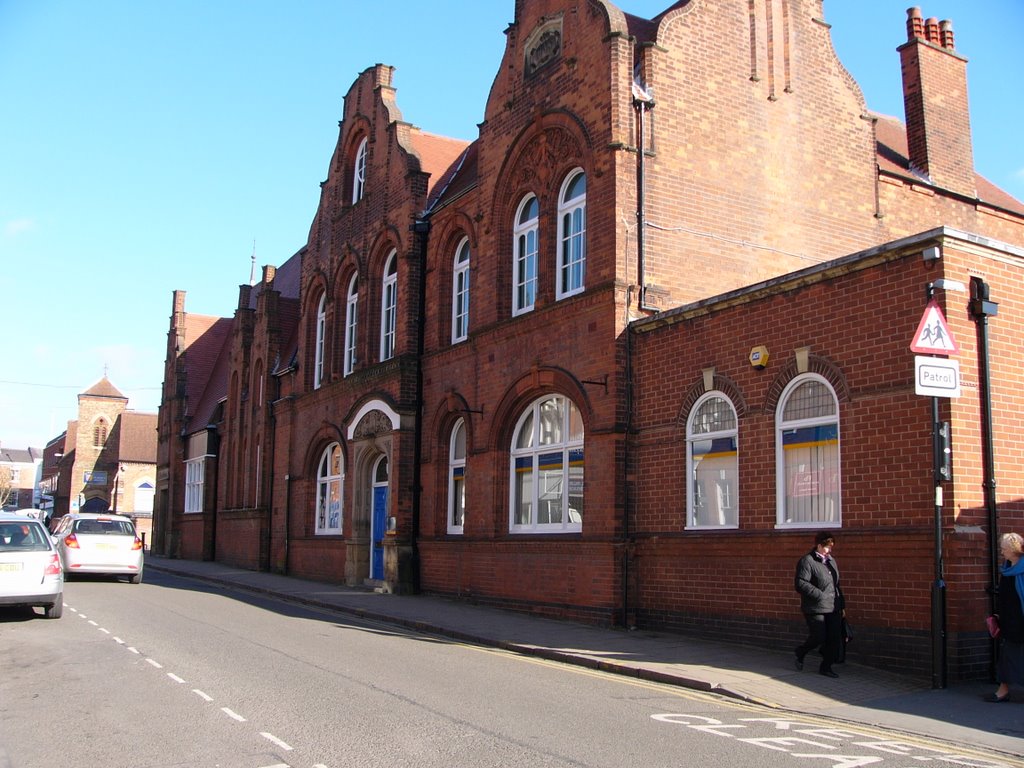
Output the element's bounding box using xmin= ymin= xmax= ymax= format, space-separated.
xmin=155 ymin=1 xmax=1024 ymax=680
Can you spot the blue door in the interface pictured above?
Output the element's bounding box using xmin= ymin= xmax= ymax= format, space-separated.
xmin=371 ymin=486 xmax=387 ymax=580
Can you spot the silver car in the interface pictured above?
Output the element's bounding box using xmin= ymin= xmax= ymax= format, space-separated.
xmin=0 ymin=512 xmax=64 ymax=618
xmin=53 ymin=513 xmax=144 ymax=584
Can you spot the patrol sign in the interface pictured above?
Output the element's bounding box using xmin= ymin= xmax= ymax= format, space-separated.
xmin=915 ymin=356 xmax=961 ymax=398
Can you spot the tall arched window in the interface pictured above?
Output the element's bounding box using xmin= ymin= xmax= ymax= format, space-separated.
xmin=313 ymin=293 xmax=326 ymax=389
xmin=93 ymin=418 xmax=108 ymax=448
xmin=509 ymin=394 xmax=584 ymax=533
xmin=352 ymin=137 xmax=367 ymax=204
xmin=512 ymin=195 xmax=538 ymax=316
xmin=380 ymin=250 xmax=397 ymax=361
xmin=686 ymin=393 xmax=738 ymax=529
xmin=344 ymin=274 xmax=358 ymax=376
xmin=448 ymin=419 xmax=466 ymax=534
xmin=316 ymin=442 xmax=343 ymax=535
xmin=557 ymin=169 xmax=586 ymax=299
xmin=452 ymin=238 xmax=470 ymax=344
xmin=776 ymin=374 xmax=841 ymax=527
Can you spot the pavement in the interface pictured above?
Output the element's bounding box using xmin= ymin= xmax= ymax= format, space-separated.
xmin=144 ymin=554 xmax=1024 ymax=761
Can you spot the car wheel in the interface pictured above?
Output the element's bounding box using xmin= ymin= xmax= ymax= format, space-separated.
xmin=45 ymin=599 xmax=64 ymax=619
xmin=130 ymin=572 xmax=143 ymax=584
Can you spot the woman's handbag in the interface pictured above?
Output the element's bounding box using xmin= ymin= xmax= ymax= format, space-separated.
xmin=986 ymin=614 xmax=1001 ymax=639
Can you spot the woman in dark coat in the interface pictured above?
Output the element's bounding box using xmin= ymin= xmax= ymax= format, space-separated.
xmin=794 ymin=531 xmax=845 ymax=678
xmin=988 ymin=532 xmax=1024 ymax=702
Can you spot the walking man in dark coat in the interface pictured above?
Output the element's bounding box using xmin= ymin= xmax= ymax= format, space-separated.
xmin=794 ymin=531 xmax=845 ymax=678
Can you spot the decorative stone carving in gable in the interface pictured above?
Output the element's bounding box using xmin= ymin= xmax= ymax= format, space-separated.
xmin=352 ymin=410 xmax=394 ymax=440
xmin=524 ymin=17 xmax=563 ymax=79
xmin=513 ymin=127 xmax=582 ymax=193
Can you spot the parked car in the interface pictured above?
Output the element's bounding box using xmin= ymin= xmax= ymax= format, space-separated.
xmin=0 ymin=511 xmax=64 ymax=618
xmin=52 ymin=513 xmax=144 ymax=584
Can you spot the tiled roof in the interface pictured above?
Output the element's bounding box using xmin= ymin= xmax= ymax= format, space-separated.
xmin=181 ymin=314 xmax=234 ymax=436
xmin=80 ymin=376 xmax=127 ymax=400
xmin=119 ymin=411 xmax=157 ymax=463
xmin=248 ymin=248 xmax=302 ymax=309
xmin=409 ymin=130 xmax=472 ymax=198
xmin=874 ymin=114 xmax=1024 ymax=216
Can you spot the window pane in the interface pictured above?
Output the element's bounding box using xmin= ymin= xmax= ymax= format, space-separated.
xmin=452 ymin=422 xmax=466 ymax=459
xmin=691 ymin=396 xmax=736 ymax=435
xmin=514 ymin=457 xmax=533 ymax=525
xmin=515 ymin=412 xmax=535 ymax=449
xmin=538 ymin=397 xmax=563 ymax=445
xmin=782 ymin=380 xmax=835 ymax=421
xmin=782 ymin=424 xmax=839 ymax=523
xmin=451 ymin=473 xmax=465 ymax=528
xmin=691 ymin=436 xmax=738 ymax=526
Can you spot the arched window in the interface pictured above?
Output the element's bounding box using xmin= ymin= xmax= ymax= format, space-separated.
xmin=686 ymin=393 xmax=738 ymax=529
xmin=452 ymin=238 xmax=470 ymax=344
xmin=344 ymin=274 xmax=358 ymax=376
xmin=352 ymin=137 xmax=367 ymax=204
xmin=134 ymin=481 xmax=155 ymax=514
xmin=557 ymin=170 xmax=586 ymax=299
xmin=776 ymin=375 xmax=841 ymax=527
xmin=313 ymin=293 xmax=326 ymax=389
xmin=448 ymin=419 xmax=466 ymax=534
xmin=93 ymin=419 xmax=108 ymax=448
xmin=316 ymin=442 xmax=343 ymax=535
xmin=512 ymin=195 xmax=538 ymax=316
xmin=380 ymin=250 xmax=397 ymax=361
xmin=509 ymin=394 xmax=584 ymax=533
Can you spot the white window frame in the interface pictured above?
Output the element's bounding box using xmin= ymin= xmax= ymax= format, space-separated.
xmin=509 ymin=395 xmax=584 ymax=534
xmin=686 ymin=392 xmax=739 ymax=529
xmin=344 ymin=274 xmax=358 ymax=376
xmin=448 ymin=419 xmax=466 ymax=534
xmin=134 ymin=481 xmax=155 ymax=514
xmin=380 ymin=250 xmax=397 ymax=362
xmin=313 ymin=293 xmax=326 ymax=389
xmin=556 ymin=169 xmax=586 ymax=299
xmin=184 ymin=458 xmax=204 ymax=514
xmin=512 ymin=195 xmax=538 ymax=316
xmin=451 ymin=238 xmax=470 ymax=344
xmin=316 ymin=443 xmax=344 ymax=535
xmin=352 ymin=137 xmax=367 ymax=204
xmin=775 ymin=374 xmax=841 ymax=529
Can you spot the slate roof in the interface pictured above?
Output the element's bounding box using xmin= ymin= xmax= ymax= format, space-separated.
xmin=0 ymin=447 xmax=42 ymax=463
xmin=409 ymin=130 xmax=472 ymax=200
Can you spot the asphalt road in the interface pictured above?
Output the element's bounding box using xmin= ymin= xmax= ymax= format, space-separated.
xmin=1 ymin=570 xmax=1017 ymax=768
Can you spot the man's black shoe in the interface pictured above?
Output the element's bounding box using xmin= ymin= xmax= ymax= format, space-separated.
xmin=820 ymin=668 xmax=839 ymax=678
xmin=794 ymin=653 xmax=804 ymax=671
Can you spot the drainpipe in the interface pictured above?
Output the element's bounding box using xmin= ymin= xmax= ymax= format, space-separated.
xmin=411 ymin=217 xmax=431 ymax=593
xmin=633 ymin=88 xmax=655 ymax=312
xmin=969 ymin=278 xmax=999 ymax=638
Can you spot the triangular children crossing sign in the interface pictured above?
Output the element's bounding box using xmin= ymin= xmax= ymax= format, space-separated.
xmin=910 ymin=299 xmax=959 ymax=355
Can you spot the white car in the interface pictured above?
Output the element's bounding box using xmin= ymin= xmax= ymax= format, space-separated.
xmin=0 ymin=512 xmax=64 ymax=618
xmin=52 ymin=513 xmax=144 ymax=584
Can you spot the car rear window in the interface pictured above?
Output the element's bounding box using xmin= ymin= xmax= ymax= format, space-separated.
xmin=73 ymin=519 xmax=135 ymax=536
xmin=0 ymin=521 xmax=52 ymax=551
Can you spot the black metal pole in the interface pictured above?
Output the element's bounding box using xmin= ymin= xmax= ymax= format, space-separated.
xmin=969 ymin=277 xmax=999 ymax=679
xmin=931 ymin=394 xmax=947 ymax=689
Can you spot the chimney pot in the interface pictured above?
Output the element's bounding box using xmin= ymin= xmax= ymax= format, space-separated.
xmin=939 ymin=19 xmax=955 ymax=50
xmin=925 ymin=17 xmax=940 ymax=44
xmin=906 ymin=7 xmax=924 ymax=41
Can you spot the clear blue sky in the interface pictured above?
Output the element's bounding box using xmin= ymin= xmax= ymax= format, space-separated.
xmin=2 ymin=1 xmax=1022 ymax=451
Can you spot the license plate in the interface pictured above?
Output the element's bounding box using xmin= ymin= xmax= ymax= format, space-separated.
xmin=95 ymin=542 xmax=116 ymax=550
xmin=0 ymin=563 xmax=23 ymax=572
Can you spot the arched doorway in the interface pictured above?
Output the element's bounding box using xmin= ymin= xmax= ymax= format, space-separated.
xmin=370 ymin=455 xmax=389 ymax=581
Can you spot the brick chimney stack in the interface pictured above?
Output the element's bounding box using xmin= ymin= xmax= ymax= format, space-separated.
xmin=898 ymin=7 xmax=975 ymax=197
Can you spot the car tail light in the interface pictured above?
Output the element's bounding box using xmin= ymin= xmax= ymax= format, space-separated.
xmin=45 ymin=554 xmax=61 ymax=576
xmin=64 ymin=533 xmax=80 ymax=549
xmin=132 ymin=536 xmax=143 ymax=551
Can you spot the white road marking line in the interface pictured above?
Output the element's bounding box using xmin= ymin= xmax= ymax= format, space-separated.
xmin=98 ymin=627 xmax=110 ymax=634
xmin=167 ymin=673 xmax=185 ymax=683
xmin=258 ymin=764 xmax=291 ymax=768
xmin=68 ymin=607 xmax=78 ymax=613
xmin=145 ymin=658 xmax=163 ymax=669
xmin=113 ymin=637 xmax=125 ymax=644
xmin=128 ymin=647 xmax=140 ymax=654
xmin=88 ymin=620 xmax=97 ymax=626
xmin=313 ymin=764 xmax=328 ymax=767
xmin=192 ymin=689 xmax=213 ymax=702
xmin=221 ymin=707 xmax=246 ymax=722
xmin=260 ymin=733 xmax=293 ymax=751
